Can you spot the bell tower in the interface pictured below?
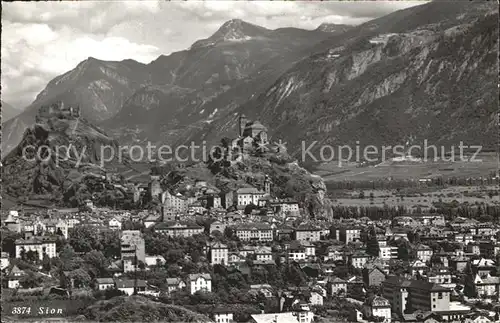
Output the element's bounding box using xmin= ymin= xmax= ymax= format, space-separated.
xmin=264 ymin=175 xmax=271 ymax=195
xmin=239 ymin=114 xmax=248 ymax=137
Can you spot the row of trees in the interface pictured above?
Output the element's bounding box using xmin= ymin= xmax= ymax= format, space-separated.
xmin=327 ymin=175 xmax=499 ymax=190
xmin=327 ymin=204 xmax=500 ymax=221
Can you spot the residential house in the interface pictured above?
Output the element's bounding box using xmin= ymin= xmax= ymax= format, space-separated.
xmin=212 ymin=308 xmax=234 ymax=323
xmin=187 ymin=273 xmax=212 ymax=294
xmin=144 ymin=255 xmax=166 ymax=268
xmin=349 ymin=251 xmax=370 ymax=269
xmin=15 ymin=236 xmax=57 ymax=260
xmin=379 ymin=245 xmax=398 ymax=260
xmin=210 ymin=242 xmax=229 ymax=266
xmin=254 ymin=246 xmax=273 ymax=262
xmin=108 ymin=218 xmax=122 ymax=230
xmin=115 ymin=279 xmax=146 ymax=296
xmin=250 ymin=284 xmax=274 ymax=298
xmin=250 ymin=313 xmax=300 ymax=323
xmin=427 ymin=268 xmax=452 ymax=286
xmin=166 ymin=278 xmax=186 ymax=294
xmin=363 ymin=265 xmax=387 ymax=287
xmin=6 ymin=265 xmax=25 ymax=289
xmin=473 ymin=274 xmax=500 ymax=298
xmin=334 ymin=227 xmax=361 ymax=244
xmin=294 ymin=225 xmax=321 ymax=242
xmin=410 ymin=260 xmax=428 ymax=276
xmin=414 ymin=244 xmax=433 ymax=263
xmin=471 ymin=258 xmax=496 ymax=277
xmin=95 ymin=278 xmax=115 ymax=290
xmin=1 ymin=252 xmax=10 ymax=270
xmin=364 ymin=296 xmax=391 ymax=322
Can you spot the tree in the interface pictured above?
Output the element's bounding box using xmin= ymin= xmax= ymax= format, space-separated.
xmin=244 ymin=203 xmax=256 ymax=215
xmin=397 ymin=244 xmax=410 ymax=261
xmin=69 ymin=225 xmax=101 ymax=253
xmin=42 ymin=253 xmax=51 ymax=272
xmin=26 ymin=250 xmax=39 ymax=263
xmin=20 ymin=271 xmax=43 ymax=288
xmin=84 ymin=250 xmax=109 ymax=278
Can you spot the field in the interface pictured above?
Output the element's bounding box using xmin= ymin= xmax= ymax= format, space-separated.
xmin=330 ymin=185 xmax=499 ymax=210
xmin=315 ymin=152 xmax=498 ymax=182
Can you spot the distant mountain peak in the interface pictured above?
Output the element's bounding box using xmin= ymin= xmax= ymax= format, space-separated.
xmin=316 ymin=23 xmax=351 ymax=33
xmin=191 ymin=19 xmax=269 ymax=49
xmin=214 ymin=18 xmax=269 ymax=40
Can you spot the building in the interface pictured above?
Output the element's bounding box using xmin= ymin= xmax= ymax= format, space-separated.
xmin=6 ymin=265 xmax=25 ymax=289
xmin=166 ymin=278 xmax=186 ymax=294
xmin=382 ymin=276 xmax=451 ymax=315
xmin=294 ymin=225 xmax=322 ymax=242
xmin=329 ymin=277 xmax=347 ymax=296
xmin=364 ymin=296 xmax=391 ymax=322
xmin=108 ymin=218 xmax=122 ymax=230
xmin=213 ymin=308 xmax=234 ymax=323
xmin=334 ymin=227 xmax=361 ymax=244
xmin=414 ymin=244 xmax=433 ymax=263
xmin=187 ymin=273 xmax=212 ymax=294
xmin=161 ymin=191 xmax=187 ymax=212
xmin=235 ymin=223 xmax=273 ymax=242
xmin=115 ymin=279 xmax=146 ymax=296
xmin=210 ymin=242 xmax=229 ymax=266
xmin=235 ymin=187 xmax=266 ymax=207
xmin=250 ymin=313 xmax=299 ymax=323
xmin=363 ymin=265 xmax=387 ymax=287
xmin=15 ymin=236 xmax=57 ymax=260
xmin=1 ymin=252 xmax=10 ymax=270
xmin=233 ymin=114 xmax=269 ymax=152
xmin=255 ymin=246 xmax=273 ymax=262
xmin=96 ymin=278 xmax=115 ymax=290
xmin=154 ymin=221 xmax=204 ymax=237
xmin=473 ymin=274 xmax=500 ymax=298
xmin=120 ymin=230 xmax=146 ymax=272
xmin=269 ymin=198 xmax=300 ymax=214
xmin=379 ymin=245 xmax=398 ymax=260
xmin=349 ymin=251 xmax=370 ymax=269
xmin=210 ymin=221 xmax=227 ymax=235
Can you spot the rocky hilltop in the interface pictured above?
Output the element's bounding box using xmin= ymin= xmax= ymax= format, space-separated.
xmin=161 ymin=145 xmax=331 ymax=218
xmin=2 ymin=101 xmax=123 ymax=206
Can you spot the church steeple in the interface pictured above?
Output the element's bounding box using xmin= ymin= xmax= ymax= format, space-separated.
xmin=238 ymin=113 xmax=248 ymax=137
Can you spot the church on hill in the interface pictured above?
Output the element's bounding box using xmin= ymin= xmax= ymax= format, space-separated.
xmin=231 ymin=114 xmax=269 ymax=151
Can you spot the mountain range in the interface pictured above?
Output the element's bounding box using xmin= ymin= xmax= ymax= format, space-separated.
xmin=1 ymin=101 xmax=23 ymax=123
xmin=2 ymin=1 xmax=497 ymax=161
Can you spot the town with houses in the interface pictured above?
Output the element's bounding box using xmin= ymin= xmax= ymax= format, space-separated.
xmin=2 ymin=162 xmax=500 ymax=323
xmin=1 ymin=2 xmax=499 ymax=322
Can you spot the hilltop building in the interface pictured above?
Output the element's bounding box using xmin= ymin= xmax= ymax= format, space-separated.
xmin=231 ymin=114 xmax=269 ymax=151
xmin=36 ymin=101 xmax=80 ymax=122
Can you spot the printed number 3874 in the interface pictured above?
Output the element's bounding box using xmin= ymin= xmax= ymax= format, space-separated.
xmin=12 ymin=307 xmax=31 ymax=314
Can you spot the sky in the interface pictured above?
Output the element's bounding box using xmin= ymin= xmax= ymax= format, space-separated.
xmin=1 ymin=0 xmax=425 ymax=109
